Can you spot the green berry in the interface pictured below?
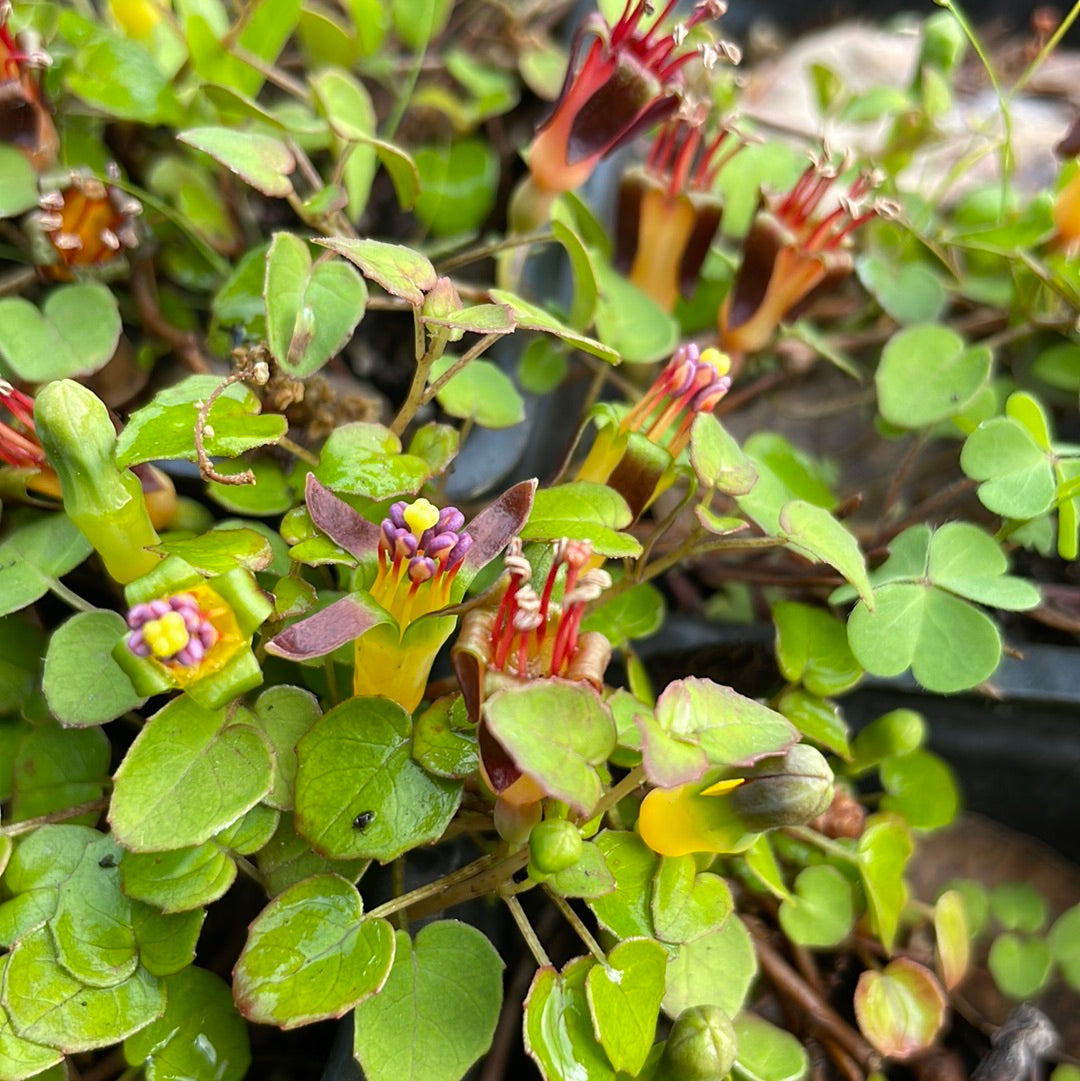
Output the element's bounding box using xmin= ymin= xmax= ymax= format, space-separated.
xmin=528 ymin=818 xmax=583 ymax=875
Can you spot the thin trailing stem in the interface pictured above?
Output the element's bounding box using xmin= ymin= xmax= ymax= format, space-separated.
xmin=502 ymin=892 xmax=552 ymax=968
xmin=785 ymin=825 xmax=858 ymax=864
xmin=435 ymin=229 xmax=555 ymax=274
xmin=422 ymin=333 xmax=503 ymax=405
xmin=543 ymin=887 xmax=606 ymax=964
xmin=47 ymin=577 xmax=96 ymax=613
xmin=1 ymin=798 xmax=109 ymax=837
xmin=195 ymin=371 xmax=257 ymax=485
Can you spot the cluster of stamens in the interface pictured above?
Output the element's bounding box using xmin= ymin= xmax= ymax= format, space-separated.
xmin=127 ymin=594 xmax=219 ymax=668
xmin=490 ymin=538 xmax=611 ymax=680
xmin=771 ymin=156 xmax=880 ymax=254
xmin=621 ymin=343 xmax=731 ymax=457
xmin=37 ymin=166 xmax=142 ymax=268
xmin=373 ymin=497 xmax=473 ymax=626
xmin=610 ymin=0 xmax=731 ymax=81
xmin=0 ymin=379 xmax=45 ymax=470
xmin=644 ymin=107 xmax=741 ymax=198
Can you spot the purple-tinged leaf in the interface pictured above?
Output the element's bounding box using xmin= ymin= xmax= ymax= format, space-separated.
xmin=265 ymin=594 xmax=392 ymax=661
xmin=462 ymin=479 xmax=537 ymax=578
xmin=304 ymin=474 xmax=381 ymax=560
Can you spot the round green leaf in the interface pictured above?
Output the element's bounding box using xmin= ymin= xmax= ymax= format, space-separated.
xmin=353 ymin=921 xmax=503 ymax=1081
xmin=876 ymin=324 xmax=992 ymax=428
xmin=124 ymin=966 xmax=250 ymax=1081
xmin=264 ymin=231 xmax=368 ymax=378
xmin=639 ymin=677 xmax=797 ymax=788
xmin=926 ymin=522 xmax=1040 ymax=611
xmin=253 ymin=684 xmax=322 ymax=810
xmin=10 ymin=723 xmax=109 ymax=824
xmin=294 ymin=696 xmax=462 ymax=860
xmin=587 ymin=832 xmax=659 ymax=942
xmin=732 ymin=1012 xmax=809 ymax=1081
xmin=880 ymin=749 xmax=959 ymax=830
xmin=847 ymin=582 xmax=1003 ymax=693
xmin=856 ymin=256 xmax=947 ymax=324
xmin=524 ymin=959 xmax=616 ymax=1081
xmin=988 ymin=934 xmax=1052 ymax=998
xmin=961 ymin=416 xmax=1056 ymax=519
xmin=429 ymin=355 xmax=524 ymax=428
xmin=777 ymin=689 xmax=851 ymax=759
xmin=650 ymin=857 xmax=734 ymax=945
xmin=178 ymin=127 xmax=295 ymax=197
xmin=43 ymin=610 xmax=143 ymax=727
xmin=414 ymin=139 xmax=498 ymax=236
xmin=256 ymin=813 xmax=368 ymax=898
xmin=521 ymin=482 xmax=641 ymax=559
xmin=778 ymin=865 xmax=855 ymax=949
xmin=121 ymin=843 xmax=237 ymax=914
xmin=581 ymin=579 xmax=664 ymax=649
xmin=109 ymin=697 xmax=274 ymax=852
xmin=585 ymin=938 xmax=667 ymax=1076
xmin=854 ymin=958 xmax=946 ymax=1059
xmin=412 ymin=695 xmax=478 ymax=779
xmin=593 ymin=256 xmax=679 ymax=363
xmin=1 ymin=928 xmax=164 ymax=1053
xmin=0 ymin=991 xmax=63 ymax=1080
xmin=483 ymin=679 xmax=615 ymax=815
xmin=0 ymin=283 xmax=122 ymax=382
xmin=662 ymin=916 xmax=756 ymax=1020
xmin=989 ymin=883 xmax=1047 ymax=934
xmin=0 ymin=145 xmax=39 ymax=217
xmin=1048 ymin=904 xmax=1080 ymax=990
xmin=233 ymin=874 xmax=395 ymax=1028
xmin=773 ymin=600 xmax=862 ymax=698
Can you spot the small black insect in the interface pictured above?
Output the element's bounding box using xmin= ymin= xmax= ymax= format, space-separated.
xmin=353 ymin=811 xmax=375 ymax=831
xmin=98 ymin=854 xmax=117 ymax=869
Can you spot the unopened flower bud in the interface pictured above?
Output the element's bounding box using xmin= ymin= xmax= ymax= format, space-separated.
xmin=660 ymin=1005 xmax=737 ymax=1081
xmin=726 ymin=743 xmax=834 ymax=830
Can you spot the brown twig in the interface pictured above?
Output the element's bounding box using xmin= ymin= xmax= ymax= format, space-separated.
xmin=745 ymin=917 xmax=882 ymax=1072
xmin=0 ymin=798 xmax=108 ymax=837
xmin=129 ymin=256 xmax=210 ymax=373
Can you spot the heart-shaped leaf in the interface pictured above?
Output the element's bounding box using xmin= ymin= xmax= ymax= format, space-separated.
xmin=733 ymin=1012 xmax=809 ymax=1081
xmin=662 ymin=915 xmax=756 ymax=1020
xmin=778 ymin=864 xmax=855 ymax=948
xmin=233 ymin=874 xmax=395 ymax=1028
xmin=521 ymin=482 xmax=641 ymax=559
xmin=109 ymin=698 xmax=274 ymax=851
xmin=179 ymin=127 xmax=296 ymax=197
xmin=987 ymin=934 xmax=1052 ymax=998
xmin=483 ymin=679 xmax=615 ymax=815
xmin=585 ymin=939 xmax=667 ymax=1075
xmin=524 ymin=959 xmax=615 ymax=1081
xmin=352 ymin=921 xmax=503 ymax=1081
xmin=264 ymin=231 xmax=368 ymax=377
xmin=123 ymin=967 xmax=250 ymax=1081
xmin=315 ymin=237 xmax=437 ymax=305
xmin=0 ymin=283 xmax=121 ymax=381
xmin=854 ymin=958 xmax=947 ymax=1059
xmin=294 ymin=697 xmax=461 ymax=860
xmin=651 ymin=856 xmax=734 ymax=944
xmin=43 ymin=611 xmax=144 ymax=727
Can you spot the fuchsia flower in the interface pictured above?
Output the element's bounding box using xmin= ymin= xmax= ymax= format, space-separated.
xmin=576 ymin=342 xmax=731 ymax=519
xmin=266 ymin=475 xmax=535 ymax=713
xmin=453 ymin=538 xmax=613 ymax=812
xmin=0 ymin=8 xmax=57 ymax=172
xmin=528 ymin=0 xmax=730 ymax=196
xmin=719 ymin=156 xmax=880 ymax=355
xmin=615 ymin=111 xmax=741 ymax=311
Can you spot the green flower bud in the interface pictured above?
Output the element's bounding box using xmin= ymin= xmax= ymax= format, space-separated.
xmin=34 ymin=379 xmax=160 ymax=584
xmin=728 ymin=744 xmax=834 ymax=831
xmin=660 ymin=1005 xmax=737 ymax=1081
xmin=849 ymin=709 xmax=926 ymax=774
xmin=422 ymin=275 xmax=465 ymax=351
xmin=528 ymin=818 xmax=583 ymax=875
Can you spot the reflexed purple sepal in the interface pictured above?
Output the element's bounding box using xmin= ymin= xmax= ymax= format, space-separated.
xmin=265 ymin=593 xmax=389 ymax=661
xmin=305 ymin=474 xmax=382 ymax=560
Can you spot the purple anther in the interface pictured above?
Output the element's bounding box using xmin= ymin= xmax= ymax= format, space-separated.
xmin=388 ymin=501 xmax=409 ymax=529
xmin=407 ymin=556 xmax=437 ymax=584
xmin=425 ymin=532 xmax=458 ymax=559
xmin=446 ymin=533 xmax=473 ymax=567
xmin=437 ymin=507 xmax=466 ymax=534
xmin=127 ymin=628 xmax=150 ymax=656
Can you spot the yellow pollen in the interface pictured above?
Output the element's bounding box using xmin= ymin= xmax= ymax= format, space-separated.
xmin=404 ymin=498 xmax=440 ymax=536
xmin=143 ymin=610 xmax=190 ymax=659
xmin=700 ymin=347 xmax=731 ymax=377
